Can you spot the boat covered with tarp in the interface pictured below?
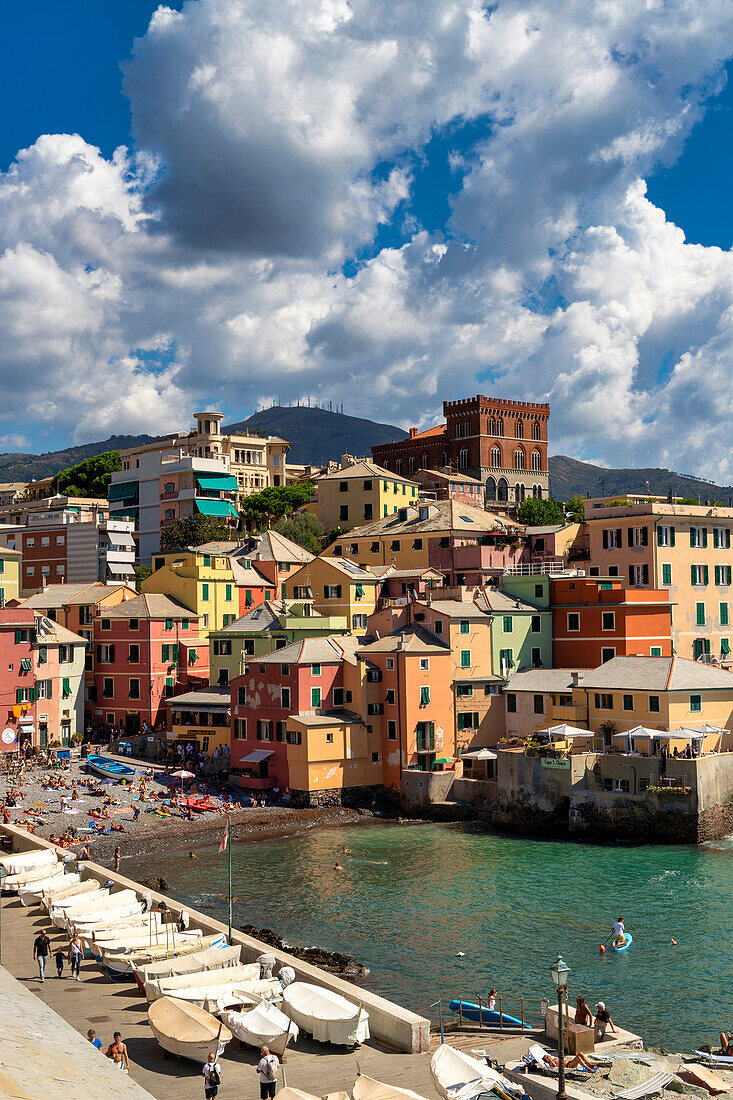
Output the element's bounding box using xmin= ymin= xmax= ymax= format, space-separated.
xmin=220 ymin=1000 xmax=299 ymax=1054
xmin=148 ymin=996 xmax=232 ymax=1062
xmin=430 ymin=1044 xmax=524 ymax=1100
xmin=282 ymin=982 xmax=369 ymax=1047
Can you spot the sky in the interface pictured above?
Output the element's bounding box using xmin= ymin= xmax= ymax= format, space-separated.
xmin=1 ymin=1 xmax=733 ymax=480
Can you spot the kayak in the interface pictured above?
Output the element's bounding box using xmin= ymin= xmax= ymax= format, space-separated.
xmin=611 ymin=932 xmax=633 ymax=952
xmin=448 ymin=999 xmax=531 ymax=1029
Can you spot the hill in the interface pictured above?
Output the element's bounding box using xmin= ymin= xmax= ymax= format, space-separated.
xmin=549 ymin=455 xmax=733 ymax=504
xmin=225 ymin=405 xmax=408 ymax=465
xmin=0 ymin=434 xmax=157 ymax=486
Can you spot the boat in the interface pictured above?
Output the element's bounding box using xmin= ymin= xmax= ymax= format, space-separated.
xmin=448 ymin=999 xmax=530 ymax=1029
xmin=50 ymin=889 xmax=110 ymax=923
xmin=282 ymin=982 xmax=370 ymax=1047
xmin=147 ymin=961 xmax=264 ymax=1003
xmin=680 ymin=1064 xmax=731 ymax=1093
xmin=138 ymin=945 xmax=241 ymax=998
xmin=430 ymin=1044 xmax=524 ymax=1100
xmin=353 ymin=1072 xmax=433 ymax=1100
xmin=64 ymin=899 xmax=143 ymax=932
xmin=86 ymin=754 xmax=136 ymax=782
xmin=102 ymin=932 xmax=205 ymax=978
xmin=611 ymin=932 xmax=633 ymax=953
xmin=220 ymin=1001 xmax=299 ymax=1055
xmin=181 ymin=797 xmax=218 ymax=813
xmin=2 ymin=862 xmax=63 ymax=893
xmin=130 ymin=934 xmax=228 ymax=989
xmin=42 ymin=878 xmax=99 ymax=910
xmin=20 ymin=871 xmax=79 ymax=907
xmin=147 ymin=996 xmax=232 ymax=1063
xmin=51 ymin=887 xmax=136 ymax=927
xmin=0 ymin=847 xmax=57 ymax=875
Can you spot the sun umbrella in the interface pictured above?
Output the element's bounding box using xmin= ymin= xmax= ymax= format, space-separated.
xmin=170 ymin=770 xmax=195 ymax=779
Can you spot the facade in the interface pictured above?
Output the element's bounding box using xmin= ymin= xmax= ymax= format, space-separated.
xmin=143 ymin=548 xmax=240 ymax=639
xmin=585 ymin=500 xmax=733 ymax=665
xmin=284 ymin=556 xmax=380 ymax=632
xmin=526 ymin=524 xmax=589 ymax=570
xmin=411 ymin=469 xmax=486 ymax=507
xmin=315 ymin=459 xmax=418 ymax=532
xmin=372 ymin=394 xmax=550 ymax=505
xmin=92 ymin=593 xmax=207 ymax=733
xmin=0 ymin=546 xmax=21 ymax=605
xmin=227 ymin=531 xmax=314 ymax=600
xmin=0 ymin=494 xmax=105 ymax=528
xmin=551 ymin=576 xmax=673 ymax=667
xmin=329 ymin=499 xmax=524 ymax=585
xmin=167 ymin=686 xmax=231 ymax=755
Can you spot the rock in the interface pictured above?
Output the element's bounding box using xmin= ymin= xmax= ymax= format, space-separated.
xmin=237 ymin=923 xmax=368 ymax=977
xmin=140 ymin=875 xmax=170 ymax=891
xmin=608 ymin=1061 xmax=656 ymax=1089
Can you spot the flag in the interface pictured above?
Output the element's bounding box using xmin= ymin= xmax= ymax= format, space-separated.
xmin=219 ymin=818 xmax=230 ymax=853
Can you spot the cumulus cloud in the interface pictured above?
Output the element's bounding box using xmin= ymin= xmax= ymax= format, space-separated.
xmin=2 ymin=0 xmax=733 ymax=476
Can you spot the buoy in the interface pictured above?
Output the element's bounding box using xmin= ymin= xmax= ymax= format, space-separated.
xmin=599 ymin=945 xmax=605 ymax=954
xmin=455 ymin=951 xmax=466 ymax=958
xmin=671 ymin=938 xmax=677 ymax=946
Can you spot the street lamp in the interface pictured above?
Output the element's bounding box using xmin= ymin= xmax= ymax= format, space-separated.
xmin=550 ymin=955 xmax=570 ymax=1100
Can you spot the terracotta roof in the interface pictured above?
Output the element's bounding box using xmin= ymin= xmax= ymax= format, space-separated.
xmin=318 ymin=460 xmax=417 ymax=486
xmin=358 ymin=624 xmax=450 ymax=656
xmin=102 ymin=593 xmax=198 ymax=621
xmin=256 ymin=635 xmax=360 ymax=665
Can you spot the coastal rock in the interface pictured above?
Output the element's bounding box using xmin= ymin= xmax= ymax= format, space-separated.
xmin=666 ymin=1082 xmax=710 ymax=1099
xmin=238 ymin=923 xmax=368 ymax=977
xmin=608 ymin=1061 xmax=655 ymax=1089
xmin=140 ymin=875 xmax=170 ymax=892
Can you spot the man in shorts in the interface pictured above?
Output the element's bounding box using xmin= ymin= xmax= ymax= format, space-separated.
xmin=105 ymin=1032 xmax=130 ymax=1072
xmin=202 ymin=1052 xmax=222 ymax=1098
xmin=257 ymin=1046 xmax=279 ymax=1099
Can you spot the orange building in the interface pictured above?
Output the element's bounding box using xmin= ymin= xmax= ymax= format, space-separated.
xmin=551 ymin=577 xmax=673 ymax=668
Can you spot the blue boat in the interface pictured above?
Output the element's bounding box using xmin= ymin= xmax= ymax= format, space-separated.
xmin=612 ymin=932 xmax=633 ymax=952
xmin=449 ymin=999 xmax=531 ymax=1029
xmin=86 ymin=754 xmax=136 ymax=782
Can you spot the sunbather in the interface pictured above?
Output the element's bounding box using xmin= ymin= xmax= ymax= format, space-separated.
xmin=720 ymin=1032 xmax=733 ymax=1055
xmin=537 ymin=1052 xmax=598 ymax=1073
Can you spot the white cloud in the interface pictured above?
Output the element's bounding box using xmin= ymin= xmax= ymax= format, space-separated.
xmin=1 ymin=0 xmax=733 ymax=478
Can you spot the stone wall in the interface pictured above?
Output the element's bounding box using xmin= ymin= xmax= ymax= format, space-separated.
xmin=290 ymin=784 xmax=384 ymax=809
xmin=400 ymin=769 xmax=455 ymax=811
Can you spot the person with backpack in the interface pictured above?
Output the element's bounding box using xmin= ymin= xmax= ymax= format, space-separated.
xmin=202 ymin=1052 xmax=222 ymax=1098
xmin=257 ymin=1046 xmax=279 ymax=1099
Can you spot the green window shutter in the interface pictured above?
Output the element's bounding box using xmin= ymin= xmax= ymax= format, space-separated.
xmin=202 ymin=584 xmax=209 ymax=601
xmin=657 ymin=527 xmax=663 ymax=546
xmin=721 ymin=603 xmax=729 ymax=627
xmin=47 ymin=679 xmax=52 ymax=699
xmin=715 ymin=566 xmax=721 ymax=586
xmin=502 ymin=616 xmax=512 ymax=633
xmin=29 ymin=688 xmax=36 ymax=702
xmin=355 ymin=583 xmax=364 ymax=597
xmin=691 ymin=565 xmax=696 ymax=586
xmin=62 ymin=678 xmax=70 ymax=698
xmin=181 ymin=620 xmax=189 ymax=630
xmin=0 ymin=559 xmax=4 ymax=573
xmin=171 ymin=644 xmax=178 ymax=662
xmin=662 ymin=564 xmax=672 ymax=585
xmin=722 ymin=638 xmax=731 ymax=654
xmin=460 ymin=650 xmax=471 ymax=668
xmin=727 ymin=530 xmax=731 ymax=549
xmin=703 ymin=565 xmax=709 ymax=585
xmin=420 ymin=686 xmax=430 ymax=705
xmin=690 ymin=529 xmax=695 ymax=548
xmin=311 ymin=687 xmax=321 ymax=708
xmin=165 ymin=677 xmax=173 ymax=687
xmin=696 ymin=603 xmax=705 ymax=626
xmin=162 ymin=644 xmax=169 ymax=662
xmin=14 ymin=629 xmax=22 ymax=644
xmin=728 ymin=567 xmax=733 ymax=586
xmin=714 ymin=529 xmax=719 ymax=548
xmin=225 ymin=584 xmax=232 ymax=601
xmin=702 ymin=528 xmax=708 ymax=548
xmin=15 ymin=688 xmax=22 ymax=704
xmin=670 ymin=526 xmax=675 ymax=546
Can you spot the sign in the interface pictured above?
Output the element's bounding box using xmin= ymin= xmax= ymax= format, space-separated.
xmin=1 ymin=728 xmax=17 ymax=746
xmin=541 ymin=757 xmax=570 ymax=770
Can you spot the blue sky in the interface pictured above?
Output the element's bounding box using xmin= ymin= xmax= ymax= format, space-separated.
xmin=1 ymin=1 xmax=733 ymax=479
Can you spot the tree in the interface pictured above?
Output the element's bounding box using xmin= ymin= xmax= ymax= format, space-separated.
xmin=133 ymin=565 xmax=152 ymax=592
xmin=565 ymin=494 xmax=586 ymax=522
xmin=54 ymin=451 xmax=122 ymax=498
xmin=160 ymin=514 xmax=234 ymax=553
xmin=274 ymin=512 xmax=324 ymax=555
xmin=241 ymin=482 xmax=315 ymax=530
xmin=517 ymin=498 xmax=564 ymax=526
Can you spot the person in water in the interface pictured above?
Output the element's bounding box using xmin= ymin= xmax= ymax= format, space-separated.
xmin=612 ymin=916 xmax=626 ymax=945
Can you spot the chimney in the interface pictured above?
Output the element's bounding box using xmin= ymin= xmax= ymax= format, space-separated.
xmin=570 ymin=671 xmax=579 ymax=687
xmin=409 ymin=427 xmax=418 ymax=438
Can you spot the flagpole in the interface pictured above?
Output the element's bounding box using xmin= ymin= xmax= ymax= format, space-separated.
xmin=228 ymin=817 xmax=232 ymax=943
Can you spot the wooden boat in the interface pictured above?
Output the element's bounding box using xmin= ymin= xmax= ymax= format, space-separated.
xmin=3 ymin=862 xmax=63 ymax=893
xmin=20 ymin=871 xmax=79 ymax=907
xmin=86 ymin=754 xmax=136 ymax=782
xmin=102 ymin=931 xmax=204 ymax=979
xmin=0 ymin=847 xmax=56 ymax=875
xmin=282 ymin=982 xmax=370 ymax=1047
xmin=611 ymin=932 xmax=633 ymax=953
xmin=430 ymin=1044 xmax=524 ymax=1100
xmin=147 ymin=961 xmax=263 ymax=1003
xmin=138 ymin=944 xmax=240 ymax=998
xmin=220 ymin=1001 xmax=299 ymax=1054
xmin=131 ymin=934 xmax=228 ymax=990
xmin=448 ymin=999 xmax=530 ymax=1029
xmin=148 ymin=996 xmax=232 ymax=1063
xmin=42 ymin=878 xmax=99 ymax=910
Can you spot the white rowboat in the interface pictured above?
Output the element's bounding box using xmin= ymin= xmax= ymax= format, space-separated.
xmin=20 ymin=871 xmax=79 ymax=906
xmin=282 ymin=982 xmax=369 ymax=1047
xmin=220 ymin=1001 xmax=299 ymax=1054
xmin=148 ymin=997 xmax=232 ymax=1063
xmin=0 ymin=847 xmax=57 ymax=874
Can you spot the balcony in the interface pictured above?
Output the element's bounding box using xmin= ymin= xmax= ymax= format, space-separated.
xmin=416 ymin=734 xmax=435 ymax=752
xmin=232 ymin=774 xmax=277 ymax=790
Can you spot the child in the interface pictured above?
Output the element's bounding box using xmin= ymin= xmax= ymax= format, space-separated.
xmin=55 ymin=945 xmax=65 ymax=979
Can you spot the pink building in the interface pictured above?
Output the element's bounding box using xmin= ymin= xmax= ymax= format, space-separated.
xmin=92 ymin=593 xmax=208 ymax=735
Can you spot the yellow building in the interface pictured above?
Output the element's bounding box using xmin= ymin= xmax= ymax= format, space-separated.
xmin=584 ymin=498 xmax=733 ymax=665
xmin=284 ymin=556 xmax=379 ymax=632
xmin=143 ymin=548 xmax=238 ymax=639
xmin=0 ymin=546 xmax=22 ymax=604
xmin=285 ymin=712 xmax=383 ymax=799
xmin=316 ymin=459 xmax=418 ymax=533
xmin=167 ymin=686 xmax=231 ymax=755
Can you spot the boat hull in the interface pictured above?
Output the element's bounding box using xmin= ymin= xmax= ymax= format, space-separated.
xmin=611 ymin=932 xmax=633 ymax=953
xmin=448 ymin=1000 xmax=530 ymax=1029
xmin=148 ymin=997 xmax=232 ymax=1064
xmin=86 ymin=754 xmax=136 ymax=782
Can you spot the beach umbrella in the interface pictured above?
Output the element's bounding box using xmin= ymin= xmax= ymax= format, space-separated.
xmin=170 ymin=769 xmax=195 ymax=779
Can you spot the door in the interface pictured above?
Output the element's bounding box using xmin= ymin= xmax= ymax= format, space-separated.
xmin=60 ymin=721 xmax=71 ymax=748
xmin=39 ymin=722 xmax=48 ymax=749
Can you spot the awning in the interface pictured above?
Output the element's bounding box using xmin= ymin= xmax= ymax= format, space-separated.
xmin=107 ymin=562 xmax=134 ymax=576
xmin=461 ymin=748 xmax=497 ymax=760
xmin=722 ymin=639 xmax=731 ymax=654
xmin=108 ymin=481 xmax=138 ymax=502
xmin=195 ymin=498 xmax=239 ymax=519
xmin=111 ymin=506 xmax=138 ymax=519
xmin=196 ymin=474 xmax=238 ymax=492
xmin=109 ymin=532 xmax=136 ymax=548
xmin=240 ymin=749 xmax=275 ymax=763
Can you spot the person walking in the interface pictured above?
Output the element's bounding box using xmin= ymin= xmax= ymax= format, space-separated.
xmin=202 ymin=1052 xmax=222 ymax=1098
xmin=87 ymin=1029 xmax=103 ymax=1051
xmin=68 ymin=933 xmax=83 ymax=981
xmin=114 ymin=846 xmax=121 ymax=873
xmin=105 ymin=1032 xmax=130 ymax=1072
xmin=33 ymin=929 xmax=51 ymax=982
xmin=257 ymin=1046 xmax=279 ymax=1099
xmin=54 ymin=944 xmax=65 ymax=979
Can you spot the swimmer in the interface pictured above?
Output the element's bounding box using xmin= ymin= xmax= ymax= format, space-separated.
xmin=334 ymin=862 xmax=344 ymax=871
xmin=189 ymin=851 xmax=196 ymax=860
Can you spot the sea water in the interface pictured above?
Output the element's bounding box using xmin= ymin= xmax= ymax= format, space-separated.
xmin=125 ymin=822 xmax=733 ymax=1049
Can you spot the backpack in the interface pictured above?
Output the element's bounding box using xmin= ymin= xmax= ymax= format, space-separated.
xmin=263 ymin=1057 xmax=277 ymax=1081
xmin=208 ymin=1066 xmax=220 ymax=1086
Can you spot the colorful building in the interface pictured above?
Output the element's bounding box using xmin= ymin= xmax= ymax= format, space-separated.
xmin=551 ymin=576 xmax=673 ymax=667
xmin=372 ymin=394 xmax=550 ymax=505
xmin=329 ymin=499 xmax=523 ymax=585
xmin=315 ymin=459 xmax=418 ymax=532
xmin=167 ymin=686 xmax=231 ymax=755
xmin=143 ymin=548 xmax=240 ymax=638
xmin=584 ymin=499 xmax=733 ymax=666
xmin=410 ymin=468 xmax=486 ymax=507
xmin=92 ymin=593 xmax=207 ymax=734
xmin=0 ymin=546 xmax=21 ymax=604
xmin=227 ymin=530 xmax=314 ymax=600
xmin=284 ymin=556 xmax=379 ymax=632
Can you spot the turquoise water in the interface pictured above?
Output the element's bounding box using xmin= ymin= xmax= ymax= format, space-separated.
xmin=125 ymin=823 xmax=733 ymax=1051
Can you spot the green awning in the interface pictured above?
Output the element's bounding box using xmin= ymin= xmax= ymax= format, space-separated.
xmin=195 ymin=497 xmax=238 ymax=519
xmin=196 ymin=474 xmax=238 ymax=491
xmin=108 ymin=481 xmax=138 ymax=502
xmin=355 ymin=583 xmax=364 ymax=597
xmin=722 ymin=639 xmax=731 ymax=654
xmin=111 ymin=506 xmax=138 ymax=519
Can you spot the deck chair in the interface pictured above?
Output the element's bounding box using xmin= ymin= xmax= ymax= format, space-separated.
xmin=614 ymin=1071 xmax=674 ymax=1100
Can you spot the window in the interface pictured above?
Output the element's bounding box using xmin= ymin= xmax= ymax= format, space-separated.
xmin=628 ymin=526 xmax=648 ymax=547
xmin=601 ymin=647 xmax=616 ymax=663
xmin=339 ymin=505 xmax=349 ymax=522
xmin=721 ymin=603 xmax=729 ymax=626
xmin=460 ymin=619 xmax=470 ymax=634
xmin=662 ymin=563 xmax=672 ymax=585
xmin=387 ymin=720 xmax=397 ymax=740
xmin=531 ymin=450 xmax=541 ymax=471
xmin=103 ymin=678 xmax=114 ymax=698
xmin=128 ymin=644 xmax=139 ymax=663
xmin=339 ymin=481 xmax=348 ymax=492
xmin=459 ymin=449 xmax=469 ymax=471
xmin=310 ymin=664 xmax=321 ymax=676
xmin=491 ymin=446 xmax=501 ymax=468
xmin=419 ymin=686 xmax=430 ymax=706
xmin=390 ymin=540 xmax=400 ymax=552
xmin=602 ymin=611 xmax=615 ymax=631
xmin=439 ymin=536 xmax=450 ymax=549
xmin=499 ymin=648 xmax=513 ymax=669
xmin=502 ymin=616 xmax=512 ymax=633
xmin=100 ymin=618 xmax=111 ymax=631
xmin=533 ymin=694 xmax=544 ymax=715
xmin=413 ymin=538 xmax=423 ymax=550
xmin=456 ymin=684 xmax=473 ymax=697
xmin=460 ymin=650 xmax=471 ymax=668
xmin=506 ymin=693 xmax=517 ymax=713
xmin=691 ymin=564 xmax=709 ymax=586
xmin=97 ymin=643 xmax=115 ymax=663
xmin=202 ymin=583 xmax=209 ymax=601
xmin=128 ymin=678 xmax=140 ymax=699
xmin=324 ymin=585 xmax=341 ymax=599
xmin=234 ymin=718 xmax=246 ymax=740
xmin=608 ymin=566 xmax=619 ymax=577
xmin=370 ymin=541 xmax=380 ymax=553
xmin=690 ymin=526 xmax=707 ymax=549
xmin=623 ymin=694 xmax=633 ymax=711
xmin=567 ymin=612 xmax=580 ymax=631
xmin=650 ymin=646 xmax=662 ymax=656
xmin=649 ymin=695 xmax=660 ymax=713
xmin=657 ymin=525 xmax=675 ymax=547
xmin=690 ymin=694 xmax=702 ymax=713
xmin=433 ymin=620 xmax=443 ymax=635
xmin=386 ymin=689 xmax=395 ymax=704
xmin=371 ymin=752 xmax=379 ymax=763
xmin=237 ymin=685 xmax=247 ymax=705
xmin=457 ymin=712 xmax=479 ymax=729
xmin=530 ymin=615 xmax=541 ymax=633
xmin=713 ymin=526 xmax=731 ymax=549
xmin=696 ymin=602 xmax=706 ymax=626
xmin=386 ymin=658 xmax=394 ymax=670
xmin=352 ymin=614 xmax=367 ymax=630
xmin=595 ymin=693 xmax=613 ymax=709
xmin=419 ymin=658 xmax=430 ymax=671
xmin=715 ymin=565 xmax=732 ymax=586
xmin=534 ymin=584 xmax=544 ymax=599
xmin=281 ymin=687 xmax=291 ymax=709
xmin=531 ymin=647 xmax=542 ymax=668
xmin=629 ymin=564 xmax=649 ymax=586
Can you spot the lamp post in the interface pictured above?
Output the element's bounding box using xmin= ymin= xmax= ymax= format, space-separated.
xmin=551 ymin=954 xmax=570 ymax=1100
